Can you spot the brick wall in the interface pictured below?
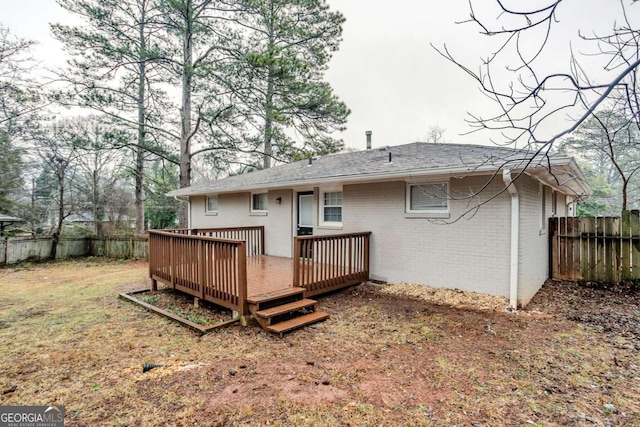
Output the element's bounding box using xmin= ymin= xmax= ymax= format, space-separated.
xmin=188 ymin=173 xmax=565 ymax=304
xmin=190 ymin=190 xmax=294 ymax=258
xmin=340 ymin=176 xmax=512 ymax=298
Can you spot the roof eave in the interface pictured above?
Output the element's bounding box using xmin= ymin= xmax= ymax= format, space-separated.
xmin=166 ymin=162 xmax=520 ymax=197
xmin=167 ymin=156 xmax=591 ymax=199
xmin=524 ymin=156 xmax=592 ymax=198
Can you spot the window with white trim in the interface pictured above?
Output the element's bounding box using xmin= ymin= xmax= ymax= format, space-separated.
xmin=321 ymin=191 xmax=342 ymax=224
xmin=251 ymin=193 xmax=268 ymax=212
xmin=205 ymin=195 xmax=218 ymax=213
xmin=406 ymin=182 xmax=449 ymax=213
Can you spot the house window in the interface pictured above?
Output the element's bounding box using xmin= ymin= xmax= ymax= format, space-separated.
xmin=321 ymin=191 xmax=342 ymax=224
xmin=551 ymin=190 xmax=557 ymax=217
xmin=205 ymin=195 xmax=218 ymax=213
xmin=251 ymin=193 xmax=268 ymax=212
xmin=406 ymin=182 xmax=449 ymax=213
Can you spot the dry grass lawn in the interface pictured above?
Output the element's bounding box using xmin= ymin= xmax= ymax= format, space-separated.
xmin=1 ymin=259 xmax=639 ymax=426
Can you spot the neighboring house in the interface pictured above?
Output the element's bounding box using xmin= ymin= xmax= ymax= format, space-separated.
xmin=0 ymin=215 xmax=24 ymax=235
xmin=168 ymin=142 xmax=591 ymax=308
xmin=65 ymin=213 xmax=95 ymax=230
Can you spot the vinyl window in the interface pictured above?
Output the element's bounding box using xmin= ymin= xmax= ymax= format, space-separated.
xmin=205 ymin=195 xmax=218 ymax=213
xmin=406 ymin=182 xmax=449 ymax=213
xmin=251 ymin=193 xmax=268 ymax=212
xmin=321 ymin=191 xmax=342 ymax=224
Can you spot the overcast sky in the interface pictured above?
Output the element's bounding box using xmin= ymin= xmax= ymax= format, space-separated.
xmin=1 ymin=0 xmax=623 ymax=150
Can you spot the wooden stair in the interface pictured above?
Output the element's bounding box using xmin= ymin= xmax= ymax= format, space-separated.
xmin=247 ymin=287 xmax=329 ymax=337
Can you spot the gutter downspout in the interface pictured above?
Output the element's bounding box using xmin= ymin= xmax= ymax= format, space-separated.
xmin=502 ymin=169 xmax=519 ymax=310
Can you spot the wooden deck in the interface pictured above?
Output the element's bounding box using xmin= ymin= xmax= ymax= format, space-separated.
xmin=149 ymin=228 xmax=370 ymax=316
xmin=246 ymin=255 xmax=295 ymax=297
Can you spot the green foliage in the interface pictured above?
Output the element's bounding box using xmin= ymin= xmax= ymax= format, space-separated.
xmin=144 ymin=161 xmax=179 ymax=229
xmin=0 ymin=25 xmax=40 ymax=135
xmin=52 ymin=0 xmax=173 ymax=233
xmin=0 ymin=130 xmax=24 ymax=214
xmin=226 ymin=0 xmax=349 ymax=167
xmin=576 ymin=169 xmax=618 ymax=216
xmin=559 ymin=109 xmax=640 ymax=214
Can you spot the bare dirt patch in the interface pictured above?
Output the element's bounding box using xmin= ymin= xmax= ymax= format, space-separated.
xmin=0 ymin=260 xmax=639 ymax=426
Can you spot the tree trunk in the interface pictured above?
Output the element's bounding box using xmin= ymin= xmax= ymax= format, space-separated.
xmin=51 ymin=170 xmax=65 ymax=260
xmin=262 ymin=8 xmax=276 ymax=170
xmin=263 ymin=74 xmax=274 ymax=169
xmin=179 ymin=1 xmax=193 ymax=228
xmin=135 ymin=2 xmax=147 ymax=235
xmin=93 ymin=169 xmax=99 ymax=236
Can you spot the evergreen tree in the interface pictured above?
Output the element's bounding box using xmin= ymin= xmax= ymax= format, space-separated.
xmin=228 ymin=0 xmax=349 ymax=168
xmin=0 ymin=130 xmax=23 ymax=214
xmin=145 ymin=160 xmax=179 ymax=229
xmin=559 ymin=108 xmax=640 ymax=214
xmin=52 ymin=0 xmax=170 ymax=234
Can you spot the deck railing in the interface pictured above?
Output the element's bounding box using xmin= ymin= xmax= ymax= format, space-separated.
xmin=293 ymin=232 xmax=371 ymax=296
xmin=161 ymin=226 xmax=264 ymax=257
xmin=149 ymin=229 xmax=255 ymax=315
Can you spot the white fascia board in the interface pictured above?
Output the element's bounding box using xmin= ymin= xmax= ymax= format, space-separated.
xmin=522 ymin=158 xmax=591 ymax=198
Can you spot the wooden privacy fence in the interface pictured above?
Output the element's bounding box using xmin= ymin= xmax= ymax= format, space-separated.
xmin=293 ymin=232 xmax=371 ymax=297
xmin=148 ymin=228 xmax=265 ymax=315
xmin=550 ymin=211 xmax=640 ymax=281
xmin=1 ymin=236 xmax=148 ymax=265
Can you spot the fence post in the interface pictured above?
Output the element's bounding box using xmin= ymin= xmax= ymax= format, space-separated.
xmin=260 ymin=226 xmax=265 ymax=255
xmin=364 ymin=233 xmax=370 ymax=280
xmin=169 ymin=235 xmax=175 ymax=287
xmin=292 ymin=237 xmax=300 ymax=287
xmin=2 ymin=237 xmax=7 ymax=266
xmin=237 ymin=242 xmax=248 ymax=323
xmin=198 ymin=239 xmax=205 ymax=300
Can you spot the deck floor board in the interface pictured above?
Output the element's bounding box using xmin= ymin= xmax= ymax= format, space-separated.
xmin=247 ymin=255 xmax=294 ymax=297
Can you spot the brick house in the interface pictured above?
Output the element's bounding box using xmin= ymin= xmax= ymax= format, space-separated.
xmin=168 ymin=142 xmax=590 ymax=308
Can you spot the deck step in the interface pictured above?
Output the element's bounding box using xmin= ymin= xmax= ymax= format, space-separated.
xmin=266 ymin=311 xmax=329 ymax=337
xmin=246 ymin=287 xmax=305 ymax=305
xmin=255 ymin=299 xmax=317 ymax=318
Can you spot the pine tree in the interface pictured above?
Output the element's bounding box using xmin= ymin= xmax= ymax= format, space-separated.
xmin=52 ymin=0 xmax=170 ymax=234
xmin=228 ymin=0 xmax=349 ymax=168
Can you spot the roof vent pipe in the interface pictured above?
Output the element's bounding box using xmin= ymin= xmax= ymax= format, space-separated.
xmin=389 ymin=152 xmax=392 ymax=162
xmin=366 ymin=131 xmax=372 ymax=150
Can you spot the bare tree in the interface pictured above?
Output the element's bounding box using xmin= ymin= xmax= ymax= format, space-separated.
xmin=63 ymin=116 xmax=132 ymax=235
xmin=421 ymin=124 xmax=446 ymax=143
xmin=31 ymin=122 xmax=82 ymax=258
xmin=435 ymin=0 xmax=640 ymax=155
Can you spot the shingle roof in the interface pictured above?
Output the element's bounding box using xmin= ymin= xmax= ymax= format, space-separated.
xmin=169 ymin=142 xmax=588 ymax=197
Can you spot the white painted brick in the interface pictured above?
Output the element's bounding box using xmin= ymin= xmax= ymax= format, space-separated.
xmin=188 ymin=174 xmax=560 ymax=304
